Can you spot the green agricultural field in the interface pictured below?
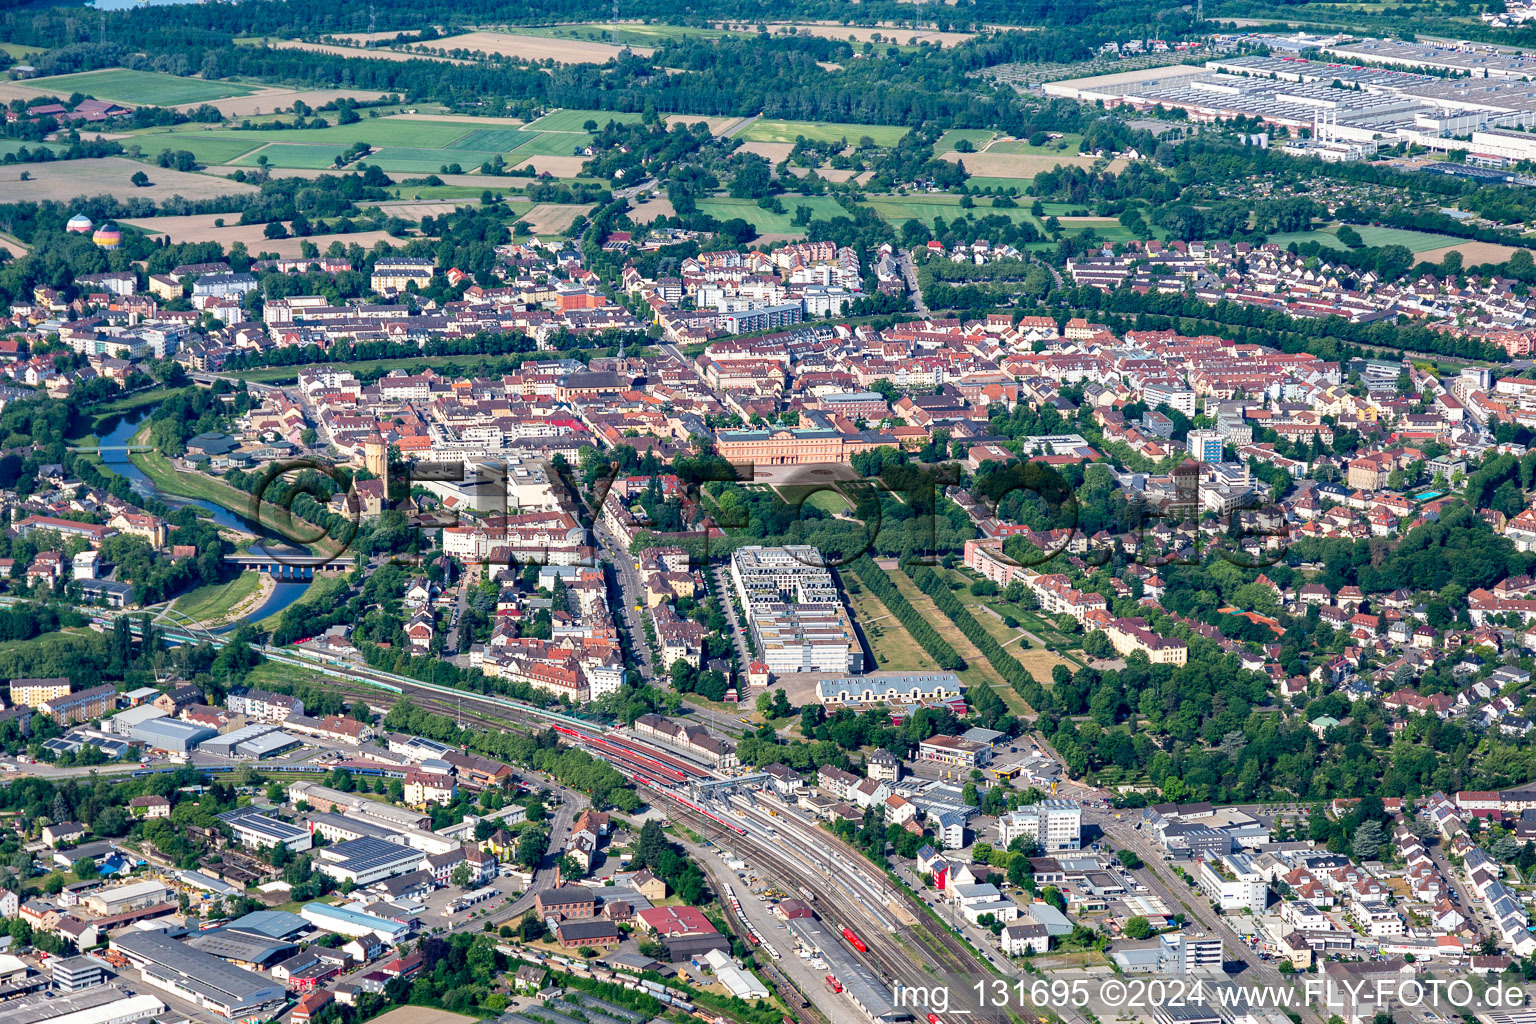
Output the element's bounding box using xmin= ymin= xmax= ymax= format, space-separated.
xmin=0 ymin=140 xmax=60 ymax=158
xmin=740 ymin=118 xmax=909 ymax=146
xmin=506 ymin=131 xmax=592 ymax=158
xmin=1266 ymin=223 xmax=1473 ymax=254
xmin=369 ymin=146 xmax=503 ymax=172
xmin=935 ymin=129 xmax=995 ymax=153
xmin=28 ymin=69 xmax=258 ymax=106
xmin=447 ymin=128 xmax=532 ymax=151
xmin=965 ymin=176 xmax=1032 ymax=193
xmin=863 ymin=194 xmax=1036 ymax=228
xmin=986 ymin=132 xmax=1084 ymax=154
xmin=696 ymin=195 xmax=846 ymax=233
xmin=144 ymin=136 xmax=263 ymax=166
xmin=199 ymin=117 xmax=475 ymax=149
xmin=232 ymin=143 xmax=354 ymax=169
xmin=524 ymin=108 xmax=645 ymax=133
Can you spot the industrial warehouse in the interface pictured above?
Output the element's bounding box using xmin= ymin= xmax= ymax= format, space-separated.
xmin=1046 ymin=48 xmax=1536 ymax=163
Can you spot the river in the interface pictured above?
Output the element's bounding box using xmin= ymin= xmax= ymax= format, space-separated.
xmin=95 ymin=412 xmax=312 ymax=630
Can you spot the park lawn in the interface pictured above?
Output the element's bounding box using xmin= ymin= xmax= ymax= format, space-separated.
xmin=845 ymin=582 xmax=943 ymax=674
xmin=128 ymin=430 xmax=342 ymax=557
xmin=524 ymin=108 xmax=646 ymax=133
xmin=172 ymin=571 xmax=263 ymax=623
xmin=696 ymin=195 xmax=845 ymax=234
xmin=227 ymin=352 xmax=554 ymax=384
xmin=740 ymin=118 xmax=909 ymax=146
xmin=28 ymin=69 xmax=259 ymax=106
xmin=935 ymin=129 xmax=996 ymax=154
xmin=886 ymin=568 xmax=1030 ymax=714
xmin=801 ymin=488 xmax=855 ymax=515
xmin=141 ymin=135 xmax=264 ymax=166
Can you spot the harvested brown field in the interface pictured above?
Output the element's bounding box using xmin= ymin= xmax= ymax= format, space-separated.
xmin=369 ymin=200 xmax=472 ymax=219
xmin=170 ymin=88 xmax=386 ymax=118
xmin=738 ymin=141 xmax=795 ymax=163
xmin=268 ymin=39 xmax=470 ymax=64
xmin=629 ymin=198 xmax=676 ymax=223
xmin=0 ymin=157 xmax=257 ymax=203
xmin=367 ymin=1008 xmax=478 ymax=1024
xmin=415 ymin=31 xmax=649 ymax=62
xmin=664 ymin=113 xmax=741 ymax=135
xmin=939 ymin=151 xmax=1120 ymax=176
xmin=119 ymin=213 xmax=400 ymax=255
xmin=1418 ymin=241 xmax=1523 ymax=266
xmin=516 ymin=203 xmax=594 ymax=234
xmin=511 ymin=155 xmax=588 ymax=177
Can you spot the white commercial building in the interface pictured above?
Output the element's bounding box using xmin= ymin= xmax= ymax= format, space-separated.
xmin=997 ymin=800 xmax=1082 ymax=853
xmin=1196 ymin=853 xmax=1269 ymax=912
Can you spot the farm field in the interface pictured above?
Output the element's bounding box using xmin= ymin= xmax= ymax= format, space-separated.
xmin=939 ymin=151 xmax=1117 ymax=177
xmin=863 ymin=193 xmax=1036 ymax=228
xmin=524 ymin=108 xmax=646 ymax=133
xmin=507 ymin=22 xmax=743 ymax=46
xmin=739 ymin=118 xmax=909 ymax=146
xmin=505 ymin=132 xmax=591 ymax=158
xmin=140 ymin=135 xmax=263 ymax=166
xmin=1267 ymin=223 xmax=1505 ymax=255
xmin=695 ymin=195 xmax=846 ymax=233
xmin=422 ymin=30 xmax=650 ymax=62
xmin=230 ymin=142 xmax=367 ymax=169
xmin=935 ymin=129 xmax=996 ymax=153
xmin=169 ymin=87 xmax=388 ymax=118
xmin=0 ymin=156 xmax=257 ymax=203
xmin=120 ymin=213 xmax=399 ymax=255
xmin=629 ymin=197 xmax=677 ymax=223
xmin=985 ymin=132 xmax=1084 ymax=154
xmin=0 ymin=140 xmax=60 ymax=158
xmin=516 ymin=203 xmax=595 ymax=234
xmin=267 ymin=39 xmax=471 ymax=64
xmin=750 ymin=21 xmax=975 ymax=46
xmin=965 ymin=176 xmax=1032 ymax=193
xmin=26 ymin=69 xmax=259 ymax=106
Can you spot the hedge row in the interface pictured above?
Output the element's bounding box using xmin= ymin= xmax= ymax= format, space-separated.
xmin=848 ymin=556 xmax=966 ymax=672
xmin=908 ymin=564 xmax=1049 ymax=711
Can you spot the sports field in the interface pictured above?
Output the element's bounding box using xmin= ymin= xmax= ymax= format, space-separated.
xmin=696 ymin=195 xmax=847 ymax=233
xmin=739 ymin=119 xmax=909 ymax=146
xmin=29 ymin=69 xmax=258 ymax=106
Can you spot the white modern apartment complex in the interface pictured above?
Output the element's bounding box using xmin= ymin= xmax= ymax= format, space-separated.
xmin=729 ymin=546 xmax=862 ymax=674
